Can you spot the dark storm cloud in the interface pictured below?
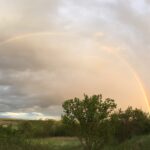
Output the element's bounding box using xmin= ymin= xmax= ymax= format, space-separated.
xmin=0 ymin=39 xmax=65 ymax=112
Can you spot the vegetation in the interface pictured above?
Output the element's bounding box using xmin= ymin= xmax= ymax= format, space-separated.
xmin=62 ymin=94 xmax=150 ymax=150
xmin=1 ymin=94 xmax=150 ymax=150
xmin=110 ymin=107 xmax=150 ymax=142
xmin=62 ymin=94 xmax=117 ymax=150
xmin=19 ymin=120 xmax=73 ymax=138
xmin=103 ymin=134 xmax=150 ymax=150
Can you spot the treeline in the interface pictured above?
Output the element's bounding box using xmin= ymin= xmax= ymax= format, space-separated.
xmin=0 ymin=107 xmax=150 ymax=142
xmin=19 ymin=120 xmax=73 ymax=137
xmin=0 ymin=120 xmax=73 ymax=139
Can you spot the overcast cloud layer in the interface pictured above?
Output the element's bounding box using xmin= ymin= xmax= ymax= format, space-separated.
xmin=0 ymin=0 xmax=150 ymax=119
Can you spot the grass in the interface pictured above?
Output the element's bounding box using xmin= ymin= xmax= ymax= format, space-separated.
xmin=1 ymin=133 xmax=150 ymax=150
xmin=0 ymin=137 xmax=82 ymax=150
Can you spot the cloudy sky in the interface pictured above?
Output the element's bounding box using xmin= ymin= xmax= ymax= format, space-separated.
xmin=0 ymin=0 xmax=150 ymax=119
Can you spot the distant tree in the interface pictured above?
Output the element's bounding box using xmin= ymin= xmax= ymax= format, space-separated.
xmin=111 ymin=107 xmax=150 ymax=142
xmin=62 ymin=94 xmax=117 ymax=150
xmin=131 ymin=108 xmax=150 ymax=135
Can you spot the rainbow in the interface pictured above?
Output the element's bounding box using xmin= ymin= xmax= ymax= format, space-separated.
xmin=0 ymin=32 xmax=149 ymax=112
xmin=100 ymin=46 xmax=150 ymax=112
xmin=119 ymin=55 xmax=150 ymax=112
xmin=0 ymin=32 xmax=67 ymax=46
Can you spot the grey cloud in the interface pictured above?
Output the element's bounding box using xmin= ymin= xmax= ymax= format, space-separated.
xmin=103 ymin=1 xmax=150 ymax=89
xmin=0 ymin=0 xmax=150 ymax=118
xmin=0 ymin=44 xmax=44 ymax=71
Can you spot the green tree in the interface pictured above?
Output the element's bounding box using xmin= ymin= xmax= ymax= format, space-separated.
xmin=62 ymin=94 xmax=117 ymax=150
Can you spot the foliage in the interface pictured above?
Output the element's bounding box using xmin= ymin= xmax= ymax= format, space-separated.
xmin=1 ymin=94 xmax=150 ymax=150
xmin=111 ymin=107 xmax=150 ymax=142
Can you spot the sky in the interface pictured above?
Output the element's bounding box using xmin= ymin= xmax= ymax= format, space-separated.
xmin=0 ymin=0 xmax=150 ymax=119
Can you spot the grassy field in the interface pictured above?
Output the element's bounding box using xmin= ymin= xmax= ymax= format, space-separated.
xmin=32 ymin=135 xmax=150 ymax=150
xmin=1 ymin=135 xmax=150 ymax=150
xmin=1 ymin=118 xmax=150 ymax=150
xmin=31 ymin=137 xmax=82 ymax=150
xmin=30 ymin=135 xmax=150 ymax=150
xmin=37 ymin=135 xmax=150 ymax=150
xmin=0 ymin=137 xmax=82 ymax=150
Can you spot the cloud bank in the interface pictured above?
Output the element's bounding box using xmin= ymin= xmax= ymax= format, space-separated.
xmin=0 ymin=0 xmax=150 ymax=119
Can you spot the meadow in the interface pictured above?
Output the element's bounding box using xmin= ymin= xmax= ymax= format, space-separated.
xmin=0 ymin=119 xmax=81 ymax=150
xmin=1 ymin=118 xmax=150 ymax=150
xmin=32 ymin=135 xmax=150 ymax=150
xmin=29 ymin=135 xmax=150 ymax=150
